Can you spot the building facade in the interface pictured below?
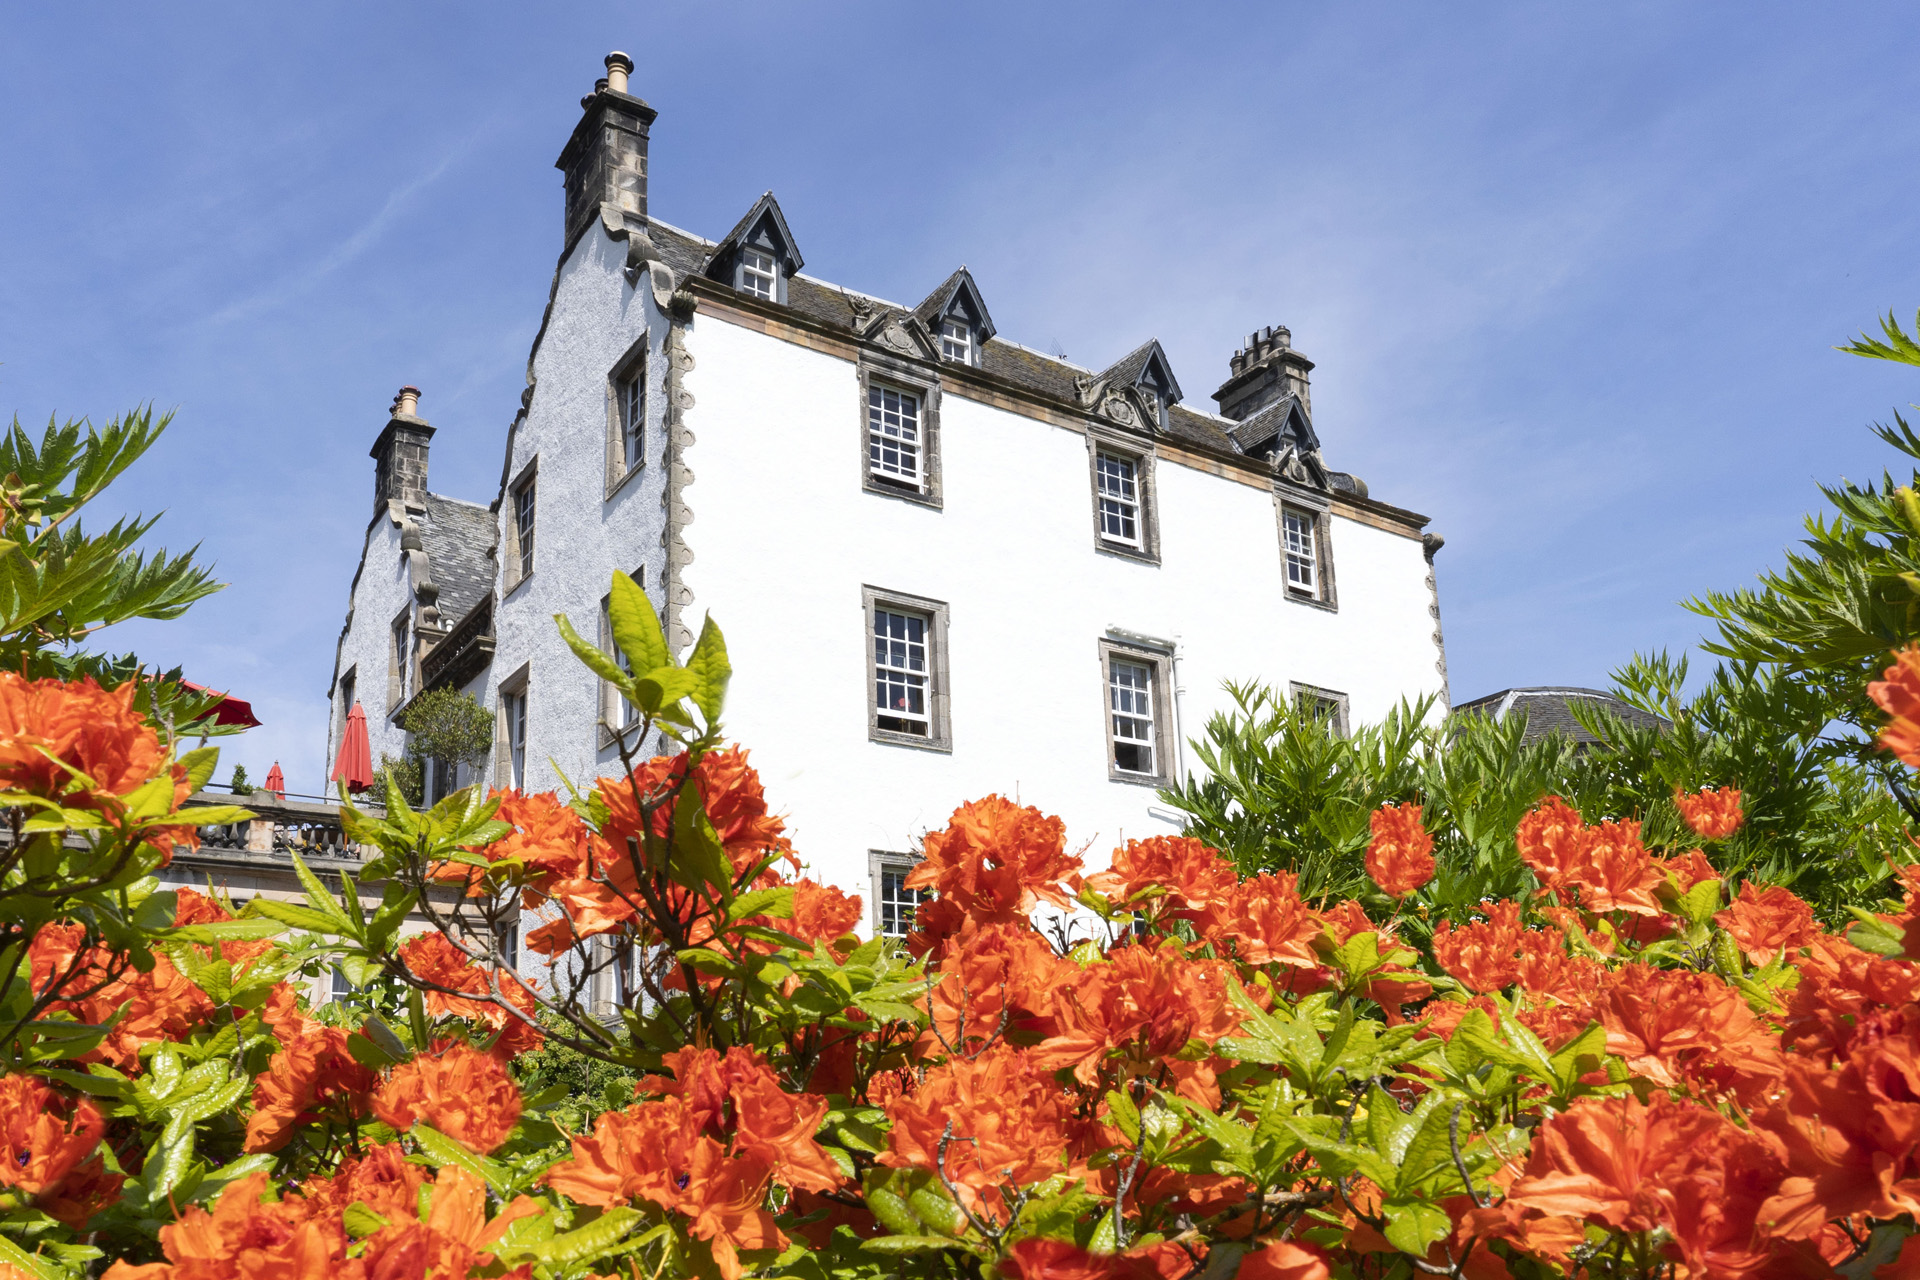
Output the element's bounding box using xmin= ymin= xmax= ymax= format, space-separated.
xmin=328 ymin=53 xmax=1453 ymax=933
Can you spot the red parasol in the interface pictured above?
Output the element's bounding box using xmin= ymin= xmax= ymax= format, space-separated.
xmin=264 ymin=762 xmax=285 ymax=800
xmin=179 ymin=680 xmax=263 ymax=728
xmin=331 ymin=703 xmax=375 ymax=794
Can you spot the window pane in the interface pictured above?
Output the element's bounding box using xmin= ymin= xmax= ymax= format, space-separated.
xmin=867 ymin=385 xmax=922 ymax=486
xmin=515 ymin=480 xmax=537 ymax=578
xmin=874 ymin=608 xmax=931 ymax=734
xmin=1283 ymin=510 xmax=1316 ymax=590
xmin=1109 ymin=658 xmax=1156 ymax=773
xmin=1096 ymin=453 xmax=1140 ymax=544
xmin=877 ymin=865 xmax=927 ymax=938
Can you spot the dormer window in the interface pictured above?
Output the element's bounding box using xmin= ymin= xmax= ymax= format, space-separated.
xmin=739 ymin=248 xmax=777 ymax=300
xmin=939 ymin=318 xmax=972 ymax=364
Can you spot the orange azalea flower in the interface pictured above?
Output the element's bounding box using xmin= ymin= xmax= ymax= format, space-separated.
xmin=1035 ymin=941 xmax=1243 ymax=1086
xmin=1597 ymin=963 xmax=1783 ymax=1101
xmin=292 ymin=1142 xmax=426 ymax=1223
xmin=904 ymin=796 xmax=1082 ymax=953
xmin=545 ymin=1097 xmax=783 ymax=1280
xmin=1661 ymin=847 xmax=1720 ymax=893
xmin=1753 ymin=1005 xmax=1920 ymax=1238
xmin=1431 ymin=899 xmax=1528 ymax=992
xmin=0 ymin=1074 xmax=119 ymax=1226
xmin=244 ymin=1003 xmax=378 ymax=1152
xmin=924 ymin=921 xmax=1076 ymax=1052
xmin=398 ymin=931 xmax=543 ymax=1057
xmin=1869 ymin=645 xmax=1920 ymax=767
xmin=372 ymin=1041 xmax=523 ymax=1154
xmin=1083 ymin=835 xmax=1239 ymax=921
xmin=1364 ymin=802 xmax=1435 ymax=897
xmin=26 ymin=921 xmax=215 ymax=1071
xmin=100 ymin=1172 xmax=348 ymax=1280
xmin=1714 ymin=881 xmax=1820 ymax=965
xmin=881 ymin=1043 xmax=1074 ymax=1222
xmin=599 ymin=746 xmax=796 ymax=884
xmin=1238 ymin=1242 xmax=1333 ymax=1280
xmin=1674 ymin=785 xmax=1745 ymax=840
xmin=356 ymin=1166 xmax=543 ymax=1280
xmin=733 ymin=878 xmax=861 ymax=952
xmin=1196 ymin=871 xmax=1326 ymax=971
xmin=1503 ymin=1092 xmax=1784 ymax=1276
xmin=643 ymin=1045 xmax=844 ymax=1194
xmin=0 ymin=672 xmax=178 ymax=809
xmin=434 ymin=787 xmax=598 ymax=898
xmin=1319 ymin=900 xmax=1433 ymax=1021
xmin=1516 ymin=798 xmax=1663 ymax=916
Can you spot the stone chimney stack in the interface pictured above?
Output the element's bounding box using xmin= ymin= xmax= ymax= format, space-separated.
xmin=370 ymin=385 xmax=434 ymax=514
xmin=1211 ymin=324 xmax=1316 ymax=422
xmin=555 ymin=51 xmax=658 ymax=250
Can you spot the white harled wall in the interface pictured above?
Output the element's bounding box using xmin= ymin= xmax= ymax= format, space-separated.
xmin=480 ymin=230 xmax=672 ymax=797
xmin=676 ymin=313 xmax=1446 ymax=898
xmin=328 ymin=508 xmax=416 ymax=791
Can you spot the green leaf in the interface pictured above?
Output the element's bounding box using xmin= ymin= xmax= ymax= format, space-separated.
xmin=1847 ymin=909 xmax=1908 ymax=957
xmin=1382 ymin=1197 xmax=1453 ymax=1256
xmin=637 ymin=666 xmax=700 ymax=713
xmin=343 ymin=1203 xmax=391 ymax=1239
xmin=178 ymin=745 xmax=221 ymax=795
xmin=0 ymin=1231 xmax=62 ymax=1280
xmin=506 ymin=1207 xmax=643 ymax=1266
xmin=556 ymin=613 xmax=630 ymax=687
xmin=242 ymin=898 xmax=344 ymax=934
xmin=410 ymin=1123 xmax=511 ymax=1193
xmin=671 ymin=790 xmax=734 ymax=900
xmin=859 ymin=1237 xmax=963 ymax=1256
xmin=1677 ymin=877 xmax=1722 ymax=928
xmin=684 ymin=613 xmax=731 ymax=723
xmin=607 ymin=569 xmax=670 ymax=674
xmin=727 ymin=886 xmax=795 ymax=921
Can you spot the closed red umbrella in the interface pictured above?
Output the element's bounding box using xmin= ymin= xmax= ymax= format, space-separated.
xmin=264 ymin=762 xmax=285 ymax=800
xmin=330 ymin=703 xmax=375 ymax=794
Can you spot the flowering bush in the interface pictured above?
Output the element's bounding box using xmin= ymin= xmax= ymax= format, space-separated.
xmin=6 ymin=566 xmax=1920 ymax=1280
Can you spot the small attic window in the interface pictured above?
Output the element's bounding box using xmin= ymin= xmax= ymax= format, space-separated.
xmin=738 ymin=248 xmax=777 ymax=301
xmin=939 ymin=318 xmax=972 ymax=364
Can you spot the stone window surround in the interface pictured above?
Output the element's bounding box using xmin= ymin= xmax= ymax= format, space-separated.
xmin=1098 ymin=635 xmax=1174 ymax=787
xmin=1085 ymin=425 xmax=1161 ymax=565
xmin=1274 ymin=482 xmax=1338 ymax=612
xmin=494 ymin=662 xmax=531 ymax=788
xmin=605 ymin=331 xmax=651 ymax=498
xmin=867 ymin=848 xmax=927 ymax=939
xmin=387 ymin=609 xmax=412 ymax=716
xmin=336 ymin=666 xmax=358 ymax=741
xmin=863 ymin=585 xmax=953 ymax=753
xmin=856 ymin=354 xmax=943 ymax=511
xmin=504 ymin=457 xmax=539 ymax=596
xmin=1289 ymin=681 xmax=1351 ymax=738
xmin=596 ymin=566 xmax=648 ymax=751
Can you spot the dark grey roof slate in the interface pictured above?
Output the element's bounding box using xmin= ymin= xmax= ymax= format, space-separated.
xmin=643 ymin=224 xmax=1289 ymax=472
xmin=1230 ymin=394 xmax=1317 ymax=454
xmin=1451 ymin=687 xmax=1669 ymax=746
xmin=912 ymin=268 xmax=970 ymax=329
xmin=420 ymin=494 xmax=496 ymax=625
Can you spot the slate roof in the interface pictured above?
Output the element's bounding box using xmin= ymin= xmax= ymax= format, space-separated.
xmin=1229 ymin=394 xmax=1317 ymax=455
xmin=643 ymin=220 xmax=1299 ymax=469
xmin=1451 ymin=687 xmax=1669 ymax=746
xmin=420 ymin=493 xmax=497 ymax=625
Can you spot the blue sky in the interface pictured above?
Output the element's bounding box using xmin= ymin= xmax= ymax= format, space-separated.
xmin=4 ymin=3 xmax=1920 ymax=792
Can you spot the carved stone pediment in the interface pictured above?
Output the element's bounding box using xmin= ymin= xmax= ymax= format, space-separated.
xmin=1101 ymin=392 xmax=1138 ymax=427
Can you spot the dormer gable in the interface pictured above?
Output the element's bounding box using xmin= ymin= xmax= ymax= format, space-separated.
xmin=703 ymin=192 xmax=803 ymax=304
xmin=1075 ymin=339 xmax=1182 ymax=432
xmin=1230 ymin=393 xmax=1319 ymax=460
xmin=911 ymin=268 xmax=997 ymax=367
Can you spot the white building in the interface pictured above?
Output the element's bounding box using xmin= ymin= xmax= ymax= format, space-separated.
xmin=328 ymin=53 xmax=1452 ymax=934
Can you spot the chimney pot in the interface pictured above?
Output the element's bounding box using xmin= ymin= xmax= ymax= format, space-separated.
xmin=604 ymin=51 xmax=633 ymax=94
xmin=392 ymin=386 xmax=421 ymax=418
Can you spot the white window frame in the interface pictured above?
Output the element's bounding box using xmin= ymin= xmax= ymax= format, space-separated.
xmin=867 ymin=384 xmax=923 ymax=489
xmin=506 ymin=459 xmax=538 ymax=591
xmin=1086 ymin=430 xmax=1159 ymax=563
xmin=739 ymin=247 xmax=777 ymax=300
xmin=864 ymin=587 xmax=952 ymax=752
xmin=868 ymin=851 xmax=928 ymax=940
xmin=389 ymin=610 xmax=411 ymax=711
xmin=496 ymin=664 xmax=530 ymax=789
xmin=1277 ymin=493 xmax=1338 ymax=609
xmin=1098 ymin=638 xmax=1172 ymax=785
xmin=856 ymin=358 xmax=942 ymax=509
xmin=939 ymin=317 xmax=972 ymax=364
xmin=1290 ymin=682 xmax=1351 ymax=738
xmin=1095 ymin=451 xmax=1142 ymax=547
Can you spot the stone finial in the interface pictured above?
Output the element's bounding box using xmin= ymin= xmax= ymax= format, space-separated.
xmin=392 ymin=386 xmax=421 ymax=419
xmin=605 ymin=52 xmax=633 ymax=94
